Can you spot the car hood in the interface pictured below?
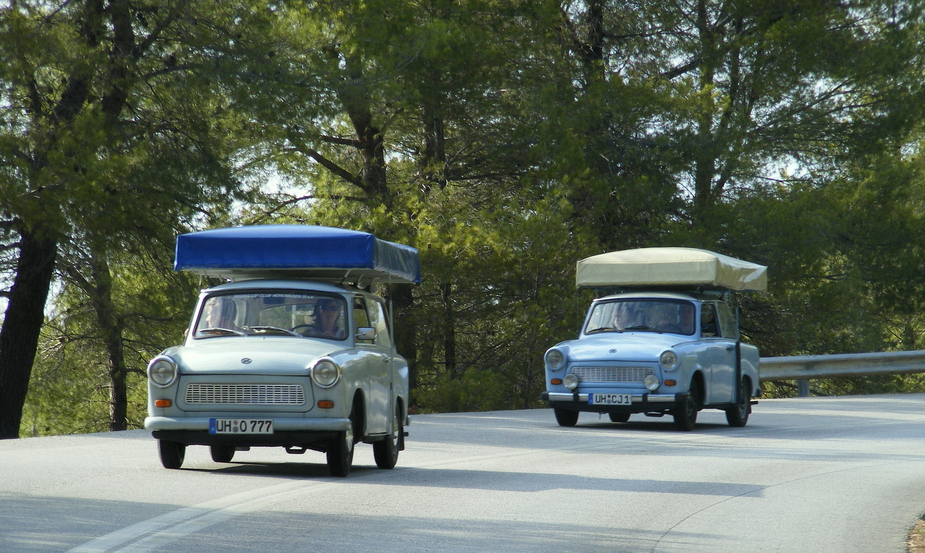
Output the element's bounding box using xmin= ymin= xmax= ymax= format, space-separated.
xmin=558 ymin=333 xmax=687 ymax=363
xmin=165 ymin=338 xmax=345 ymax=375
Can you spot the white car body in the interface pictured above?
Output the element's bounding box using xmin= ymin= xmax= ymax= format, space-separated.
xmin=145 ymin=225 xmax=419 ymax=476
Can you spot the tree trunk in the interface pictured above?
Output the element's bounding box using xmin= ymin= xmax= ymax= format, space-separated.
xmin=390 ymin=284 xmax=418 ymax=407
xmin=0 ymin=229 xmax=58 ymax=439
xmin=692 ymin=0 xmax=719 ymax=227
xmin=421 ymin=96 xmax=448 ymax=191
xmin=442 ymin=282 xmax=457 ymax=376
xmin=336 ymin=54 xmax=391 ymax=207
xmin=87 ymin=252 xmax=128 ymax=431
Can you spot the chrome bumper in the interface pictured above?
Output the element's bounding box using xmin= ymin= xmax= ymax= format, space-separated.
xmin=144 ymin=416 xmax=351 ymax=432
xmin=543 ymin=392 xmax=679 ymax=404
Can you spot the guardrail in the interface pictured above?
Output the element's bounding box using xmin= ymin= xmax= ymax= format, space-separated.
xmin=759 ymin=350 xmax=925 ymax=397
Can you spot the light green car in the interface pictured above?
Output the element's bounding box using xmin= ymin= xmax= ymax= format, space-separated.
xmin=144 ymin=225 xmax=419 ymax=476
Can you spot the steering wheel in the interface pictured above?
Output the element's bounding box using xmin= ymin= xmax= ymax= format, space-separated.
xmin=290 ymin=324 xmax=313 ymax=334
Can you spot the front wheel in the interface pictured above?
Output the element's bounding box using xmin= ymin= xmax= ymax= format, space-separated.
xmin=158 ymin=440 xmax=186 ymax=469
xmin=373 ymin=406 xmax=403 ymax=470
xmin=327 ymin=408 xmax=356 ymax=477
xmin=725 ymin=379 xmax=751 ymax=427
xmin=673 ymin=380 xmax=700 ymax=431
xmin=608 ymin=412 xmax=631 ymax=423
xmin=554 ymin=408 xmax=579 ymax=427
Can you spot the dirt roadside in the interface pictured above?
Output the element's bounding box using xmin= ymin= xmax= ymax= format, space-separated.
xmin=909 ymin=518 xmax=925 ymax=552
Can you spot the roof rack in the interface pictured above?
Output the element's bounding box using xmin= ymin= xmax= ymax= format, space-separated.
xmin=174 ymin=225 xmax=421 ymax=285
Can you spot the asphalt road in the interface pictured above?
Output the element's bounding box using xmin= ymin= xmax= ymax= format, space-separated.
xmin=2 ymin=394 xmax=925 ymax=553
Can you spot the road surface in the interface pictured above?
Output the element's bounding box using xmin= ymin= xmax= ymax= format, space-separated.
xmin=2 ymin=394 xmax=925 ymax=552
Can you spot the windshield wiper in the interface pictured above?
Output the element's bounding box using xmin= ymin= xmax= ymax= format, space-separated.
xmin=248 ymin=326 xmax=300 ymax=337
xmin=198 ymin=327 xmax=247 ymax=337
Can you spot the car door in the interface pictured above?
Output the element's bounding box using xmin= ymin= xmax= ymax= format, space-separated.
xmin=353 ymin=295 xmax=391 ymax=435
xmin=699 ymin=302 xmax=736 ymax=404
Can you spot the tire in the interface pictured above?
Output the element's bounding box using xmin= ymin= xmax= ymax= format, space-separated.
xmin=158 ymin=440 xmax=186 ymax=469
xmin=327 ymin=407 xmax=356 ymax=477
xmin=210 ymin=445 xmax=235 ymax=463
xmin=608 ymin=412 xmax=631 ymax=423
xmin=373 ymin=406 xmax=403 ymax=470
xmin=725 ymin=379 xmax=751 ymax=427
xmin=673 ymin=379 xmax=700 ymax=431
xmin=554 ymin=408 xmax=579 ymax=427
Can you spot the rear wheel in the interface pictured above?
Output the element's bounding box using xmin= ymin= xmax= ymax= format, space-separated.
xmin=210 ymin=445 xmax=235 ymax=463
xmin=608 ymin=412 xmax=631 ymax=423
xmin=554 ymin=408 xmax=579 ymax=427
xmin=373 ymin=406 xmax=403 ymax=470
xmin=327 ymin=407 xmax=356 ymax=477
xmin=725 ymin=379 xmax=751 ymax=427
xmin=158 ymin=440 xmax=186 ymax=469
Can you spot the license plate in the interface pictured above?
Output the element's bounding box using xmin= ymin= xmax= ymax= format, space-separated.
xmin=209 ymin=418 xmax=274 ymax=434
xmin=589 ymin=393 xmax=632 ymax=406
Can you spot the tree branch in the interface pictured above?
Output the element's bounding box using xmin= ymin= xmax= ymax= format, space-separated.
xmin=284 ymin=129 xmax=365 ymax=188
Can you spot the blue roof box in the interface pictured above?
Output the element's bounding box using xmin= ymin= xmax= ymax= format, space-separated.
xmin=175 ymin=225 xmax=420 ymax=285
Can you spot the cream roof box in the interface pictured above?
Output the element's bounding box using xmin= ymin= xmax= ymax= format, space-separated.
xmin=576 ymin=247 xmax=767 ymax=292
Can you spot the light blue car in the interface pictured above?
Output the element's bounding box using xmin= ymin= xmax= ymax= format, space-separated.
xmin=542 ymin=248 xmax=766 ymax=430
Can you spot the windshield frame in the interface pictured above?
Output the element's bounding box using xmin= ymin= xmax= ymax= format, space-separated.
xmin=192 ymin=291 xmax=349 ymax=340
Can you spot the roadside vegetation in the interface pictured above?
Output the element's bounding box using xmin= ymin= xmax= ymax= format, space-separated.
xmin=3 ymin=0 xmax=925 ymax=437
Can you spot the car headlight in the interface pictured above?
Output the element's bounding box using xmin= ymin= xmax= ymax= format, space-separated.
xmin=659 ymin=350 xmax=679 ymax=371
xmin=545 ymin=348 xmax=566 ymax=370
xmin=311 ymin=358 xmax=342 ymax=388
xmin=644 ymin=374 xmax=660 ymax=391
xmin=563 ymin=373 xmax=579 ymax=391
xmin=148 ymin=356 xmax=178 ymax=388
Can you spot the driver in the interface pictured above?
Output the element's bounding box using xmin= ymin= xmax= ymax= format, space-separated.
xmin=302 ymin=298 xmax=346 ymax=339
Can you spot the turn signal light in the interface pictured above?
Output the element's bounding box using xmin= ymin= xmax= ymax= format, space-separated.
xmin=317 ymin=400 xmax=335 ymax=409
xmin=550 ymin=378 xmax=563 ymax=385
xmin=154 ymin=399 xmax=172 ymax=408
xmin=664 ymin=380 xmax=677 ymax=386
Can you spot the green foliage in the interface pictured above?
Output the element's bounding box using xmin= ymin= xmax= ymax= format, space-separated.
xmin=21 ymin=251 xmax=199 ymax=436
xmin=7 ymin=0 xmax=925 ymax=433
xmin=414 ymin=370 xmax=511 ymax=414
xmin=1 ymin=0 xmax=260 ymax=435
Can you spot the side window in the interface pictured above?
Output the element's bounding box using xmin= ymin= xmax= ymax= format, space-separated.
xmin=716 ymin=302 xmax=739 ymax=340
xmin=368 ymin=300 xmax=392 ymax=348
xmin=701 ymin=304 xmax=719 ymax=338
xmin=353 ymin=297 xmax=372 ymax=343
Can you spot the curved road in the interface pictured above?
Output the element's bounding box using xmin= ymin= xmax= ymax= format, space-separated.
xmin=2 ymin=394 xmax=925 ymax=552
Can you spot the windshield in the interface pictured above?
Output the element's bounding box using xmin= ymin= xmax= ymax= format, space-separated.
xmin=584 ymin=299 xmax=696 ymax=335
xmin=194 ymin=292 xmax=347 ymax=340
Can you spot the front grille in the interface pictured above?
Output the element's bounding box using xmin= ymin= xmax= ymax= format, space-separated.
xmin=185 ymin=384 xmax=306 ymax=405
xmin=571 ymin=366 xmax=654 ymax=383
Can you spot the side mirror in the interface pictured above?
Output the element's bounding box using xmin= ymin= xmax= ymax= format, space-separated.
xmin=356 ymin=327 xmax=377 ymax=341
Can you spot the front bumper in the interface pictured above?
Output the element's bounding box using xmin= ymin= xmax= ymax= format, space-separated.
xmin=151 ymin=429 xmax=342 ymax=448
xmin=542 ymin=391 xmax=684 ymax=413
xmin=146 ymin=416 xmax=351 ymax=448
xmin=145 ymin=416 xmax=350 ymax=433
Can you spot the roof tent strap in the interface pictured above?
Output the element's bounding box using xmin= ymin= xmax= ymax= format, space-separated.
xmin=387 ymin=275 xmax=396 ymax=357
